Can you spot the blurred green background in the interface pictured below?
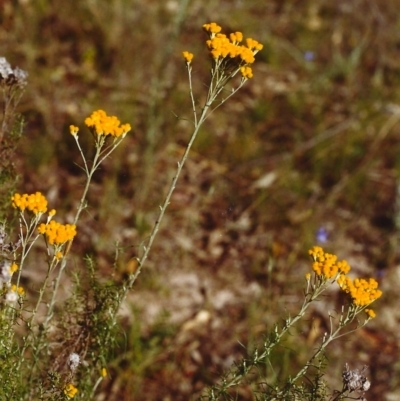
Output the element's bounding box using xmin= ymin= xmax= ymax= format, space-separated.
xmin=2 ymin=0 xmax=400 ymax=399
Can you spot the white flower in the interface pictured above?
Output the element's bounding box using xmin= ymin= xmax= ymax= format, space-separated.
xmin=0 ymin=57 xmax=28 ymax=87
xmin=68 ymin=353 xmax=80 ymax=372
xmin=5 ymin=288 xmax=18 ymax=303
xmin=0 ymin=260 xmax=12 ymax=288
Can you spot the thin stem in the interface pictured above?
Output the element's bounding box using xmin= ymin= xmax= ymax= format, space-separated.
xmin=16 ymin=215 xmax=42 ymax=287
xmin=204 ymin=276 xmax=345 ymax=399
xmin=124 ymin=68 xmax=250 ymax=296
xmin=128 ymin=101 xmax=211 ymax=288
xmin=45 ymin=140 xmax=105 ymax=323
xmin=187 ymin=65 xmax=197 ymax=126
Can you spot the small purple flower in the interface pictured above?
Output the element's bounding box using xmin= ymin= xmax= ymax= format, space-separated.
xmin=304 ymin=51 xmax=315 ymax=61
xmin=376 ymin=269 xmax=386 ymax=280
xmin=316 ymin=227 xmax=328 ymax=243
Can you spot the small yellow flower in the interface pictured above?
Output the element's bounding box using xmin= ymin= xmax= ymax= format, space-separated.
xmin=13 ymin=284 xmax=25 ymax=296
xmin=69 ymin=125 xmax=79 ymax=136
xmin=246 ymin=38 xmax=263 ymax=52
xmin=10 ymin=263 xmax=18 ymax=273
xmin=203 ymin=22 xmax=222 ymax=37
xmin=182 ymin=51 xmax=194 ymax=64
xmin=11 ymin=284 xmax=24 ymax=295
xmin=64 ymin=383 xmax=78 ymax=399
xmin=55 ymin=251 xmax=63 ymax=260
xmin=240 ymin=66 xmax=253 ymax=79
xmin=305 ymin=273 xmax=311 ymax=281
xmin=365 ymin=309 xmax=376 ymax=319
xmin=230 ymin=32 xmax=243 ymax=44
xmin=101 ymin=367 xmax=107 ymax=377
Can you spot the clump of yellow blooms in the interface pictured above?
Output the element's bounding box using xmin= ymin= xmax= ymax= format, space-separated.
xmin=240 ymin=66 xmax=253 ymax=79
xmin=38 ymin=220 xmax=77 ymax=245
xmin=182 ymin=22 xmax=263 ymax=79
xmin=337 ymin=275 xmax=382 ymax=307
xmin=11 ymin=284 xmax=24 ymax=296
xmin=309 ymin=246 xmax=350 ymax=279
xmin=64 ymin=383 xmax=78 ymax=398
xmin=308 ymin=246 xmax=382 ymax=317
xmin=11 ymin=192 xmax=48 ymax=214
xmin=84 ymin=110 xmax=131 ymax=137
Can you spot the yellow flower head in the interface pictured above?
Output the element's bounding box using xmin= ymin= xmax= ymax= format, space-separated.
xmin=203 ymin=22 xmax=222 ymax=37
xmin=55 ymin=251 xmax=63 ymax=260
xmin=246 ymin=38 xmax=264 ymax=52
xmin=64 ymin=383 xmax=78 ymax=399
xmin=10 ymin=263 xmax=18 ymax=273
xmin=308 ymin=246 xmax=350 ymax=279
xmin=182 ymin=51 xmax=194 ymax=64
xmin=69 ymin=125 xmax=79 ymax=136
xmin=240 ymin=66 xmax=253 ymax=79
xmin=365 ymin=308 xmax=376 ymax=319
xmin=309 ymin=246 xmax=383 ymax=309
xmin=230 ymin=32 xmax=243 ymax=44
xmin=84 ymin=110 xmax=131 ymax=138
xmin=11 ymin=284 xmax=25 ymax=296
xmin=11 ymin=192 xmax=48 ymax=215
xmin=337 ymin=276 xmax=382 ymax=307
xmin=202 ymin=22 xmax=262 ymax=71
xmin=38 ymin=220 xmax=77 ymax=245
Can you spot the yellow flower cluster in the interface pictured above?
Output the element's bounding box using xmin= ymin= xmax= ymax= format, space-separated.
xmin=203 ymin=22 xmax=263 ymax=78
xmin=182 ymin=51 xmax=194 ymax=64
xmin=84 ymin=110 xmax=131 ymax=137
xmin=308 ymin=246 xmax=382 ymax=316
xmin=308 ymin=246 xmax=350 ymax=279
xmin=38 ymin=220 xmax=77 ymax=245
xmin=11 ymin=192 xmax=48 ymax=214
xmin=11 ymin=284 xmax=24 ymax=296
xmin=337 ymin=275 xmax=382 ymax=307
xmin=64 ymin=383 xmax=78 ymax=398
xmin=203 ymin=22 xmax=222 ymax=35
xmin=182 ymin=22 xmax=263 ymax=79
xmin=203 ymin=23 xmax=263 ymax=64
xmin=365 ymin=308 xmax=376 ymax=319
xmin=240 ymin=66 xmax=253 ymax=79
